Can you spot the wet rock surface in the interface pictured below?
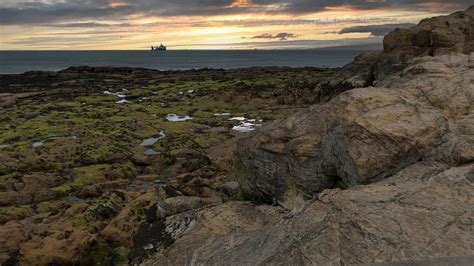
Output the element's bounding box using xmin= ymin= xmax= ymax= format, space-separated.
xmin=0 ymin=66 xmax=336 ymax=264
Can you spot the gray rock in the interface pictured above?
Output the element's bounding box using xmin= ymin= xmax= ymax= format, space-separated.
xmin=144 ymin=163 xmax=474 ymax=265
xmin=221 ymin=181 xmax=240 ymax=196
xmin=155 ymin=196 xmax=220 ymax=219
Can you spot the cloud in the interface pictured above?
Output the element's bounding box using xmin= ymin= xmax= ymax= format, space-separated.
xmin=339 ymin=23 xmax=416 ymax=36
xmin=252 ymin=0 xmax=469 ymax=14
xmin=252 ymin=32 xmax=298 ymax=40
xmin=0 ymin=0 xmax=471 ymax=26
xmin=174 ymin=36 xmax=384 ymax=50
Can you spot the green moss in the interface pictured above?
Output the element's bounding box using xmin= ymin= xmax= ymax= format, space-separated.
xmin=193 ymin=133 xmax=227 ymax=149
xmin=51 ymin=184 xmax=73 ymax=195
xmin=227 ymin=159 xmax=249 ymax=201
xmin=0 ymin=206 xmax=33 ymax=221
xmin=130 ymin=202 xmax=146 ymax=221
xmin=73 ymin=216 xmax=95 ymax=232
xmin=51 ymin=163 xmax=135 ymax=195
xmin=81 ymin=245 xmax=130 ymax=266
xmin=74 ymin=191 xmax=126 ymax=232
xmin=284 ymin=175 xmax=300 ymax=199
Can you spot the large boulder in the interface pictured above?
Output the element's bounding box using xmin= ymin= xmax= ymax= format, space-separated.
xmin=238 ymin=53 xmax=473 ymax=202
xmin=384 ymin=6 xmax=474 ymax=57
xmin=339 ymin=6 xmax=474 ymax=85
xmin=143 ymin=162 xmax=474 ymax=265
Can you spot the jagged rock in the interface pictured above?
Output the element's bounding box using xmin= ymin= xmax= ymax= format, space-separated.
xmin=384 ymin=6 xmax=474 ymax=57
xmin=142 ymin=201 xmax=283 ymax=265
xmin=100 ymin=191 xmax=163 ymax=248
xmin=155 ymin=196 xmax=220 ymax=219
xmin=339 ymin=51 xmax=384 ymax=87
xmin=338 ymin=6 xmax=474 ymax=86
xmin=376 ymin=6 xmax=473 ymax=79
xmin=237 ymin=53 xmax=473 ymax=202
xmin=143 ymin=163 xmax=474 ymax=265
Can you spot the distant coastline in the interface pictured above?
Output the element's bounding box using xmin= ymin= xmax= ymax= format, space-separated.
xmin=0 ymin=48 xmax=380 ymax=74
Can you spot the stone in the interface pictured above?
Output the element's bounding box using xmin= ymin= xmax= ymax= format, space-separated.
xmin=0 ymin=221 xmax=30 ymax=264
xmin=221 ymin=181 xmax=240 ymax=196
xmin=136 ymin=175 xmax=159 ymax=182
xmin=335 ymin=6 xmax=474 ymax=86
xmin=237 ymin=53 xmax=474 ymax=202
xmin=143 ymin=163 xmax=474 ymax=265
xmin=155 ymin=196 xmax=220 ymax=219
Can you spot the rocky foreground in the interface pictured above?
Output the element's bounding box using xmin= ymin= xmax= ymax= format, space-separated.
xmin=1 ymin=6 xmax=473 ymax=266
xmin=142 ymin=6 xmax=474 ymax=265
xmin=0 ymin=64 xmax=337 ymax=264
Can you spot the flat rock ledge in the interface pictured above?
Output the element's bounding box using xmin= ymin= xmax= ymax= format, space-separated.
xmin=143 ymin=162 xmax=474 ymax=265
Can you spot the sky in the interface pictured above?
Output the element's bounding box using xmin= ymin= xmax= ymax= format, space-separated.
xmin=0 ymin=0 xmax=470 ymax=50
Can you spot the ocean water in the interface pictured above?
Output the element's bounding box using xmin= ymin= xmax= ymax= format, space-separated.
xmin=0 ymin=50 xmax=368 ymax=74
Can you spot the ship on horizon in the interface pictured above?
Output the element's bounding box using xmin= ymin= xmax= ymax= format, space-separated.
xmin=151 ymin=43 xmax=167 ymax=51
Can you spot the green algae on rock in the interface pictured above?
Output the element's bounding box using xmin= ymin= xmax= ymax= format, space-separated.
xmin=0 ymin=66 xmax=337 ymax=264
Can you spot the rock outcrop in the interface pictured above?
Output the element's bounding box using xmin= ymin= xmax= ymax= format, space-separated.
xmin=238 ymin=53 xmax=473 ymax=202
xmin=143 ymin=162 xmax=474 ymax=265
xmin=141 ymin=7 xmax=474 ymax=265
xmin=338 ymin=6 xmax=474 ymax=86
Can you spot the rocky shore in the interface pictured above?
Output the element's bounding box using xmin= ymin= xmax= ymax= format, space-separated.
xmin=1 ymin=6 xmax=473 ymax=265
xmin=142 ymin=6 xmax=474 ymax=265
xmin=0 ymin=65 xmax=337 ymax=264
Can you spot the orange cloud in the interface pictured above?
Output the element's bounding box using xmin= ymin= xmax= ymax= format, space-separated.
xmin=108 ymin=2 xmax=130 ymax=8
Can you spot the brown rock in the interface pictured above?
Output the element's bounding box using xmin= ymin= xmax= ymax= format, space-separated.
xmin=0 ymin=221 xmax=30 ymax=264
xmin=144 ymin=163 xmax=474 ymax=265
xmin=19 ymin=223 xmax=93 ymax=265
xmin=336 ymin=6 xmax=474 ymax=86
xmin=100 ymin=191 xmax=163 ymax=248
xmin=136 ymin=175 xmax=159 ymax=182
xmin=237 ymin=54 xmax=473 ymax=202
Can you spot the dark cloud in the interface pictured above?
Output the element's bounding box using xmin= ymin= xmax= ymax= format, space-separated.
xmin=222 ymin=17 xmax=391 ymax=27
xmin=252 ymin=32 xmax=298 ymax=40
xmin=252 ymin=0 xmax=469 ymax=14
xmin=47 ymin=22 xmax=132 ymax=28
xmin=0 ymin=1 xmax=471 ymax=26
xmin=339 ymin=23 xmax=416 ymax=36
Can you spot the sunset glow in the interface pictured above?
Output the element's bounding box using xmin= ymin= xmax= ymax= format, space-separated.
xmin=0 ymin=0 xmax=469 ymax=50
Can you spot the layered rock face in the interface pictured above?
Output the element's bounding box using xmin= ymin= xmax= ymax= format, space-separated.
xmin=238 ymin=14 xmax=474 ymax=203
xmin=144 ymin=162 xmax=474 ymax=265
xmin=340 ymin=6 xmax=474 ymax=85
xmin=384 ymin=6 xmax=474 ymax=58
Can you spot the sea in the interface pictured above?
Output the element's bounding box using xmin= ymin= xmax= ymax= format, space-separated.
xmin=0 ymin=49 xmax=371 ymax=74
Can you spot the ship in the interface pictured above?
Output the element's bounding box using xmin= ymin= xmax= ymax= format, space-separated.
xmin=151 ymin=43 xmax=167 ymax=51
